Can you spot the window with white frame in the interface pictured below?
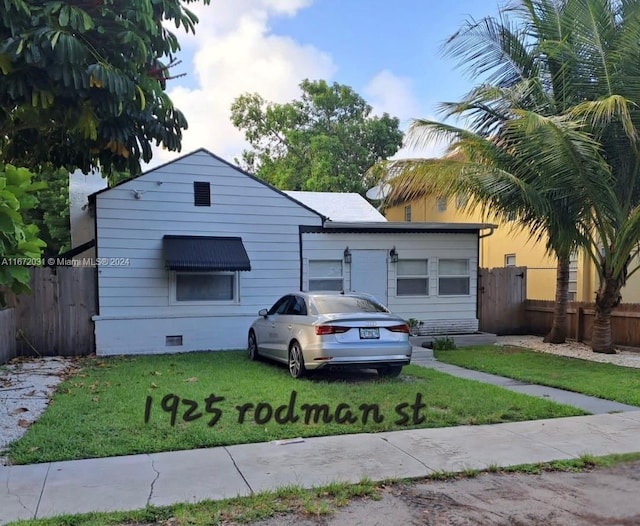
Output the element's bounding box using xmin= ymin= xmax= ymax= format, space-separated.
xmin=505 ymin=254 xmax=516 ymax=267
xmin=404 ymin=205 xmax=412 ymax=221
xmin=308 ymin=260 xmax=343 ymax=291
xmin=396 ymin=259 xmax=429 ymax=296
xmin=173 ymin=272 xmax=237 ymax=303
xmin=568 ymin=252 xmax=578 ymax=301
xmin=438 ymin=259 xmax=470 ymax=295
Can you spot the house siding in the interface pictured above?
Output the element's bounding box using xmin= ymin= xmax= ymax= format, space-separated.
xmin=93 ymin=150 xmax=322 ymax=354
xmin=300 ymin=232 xmax=479 ymax=333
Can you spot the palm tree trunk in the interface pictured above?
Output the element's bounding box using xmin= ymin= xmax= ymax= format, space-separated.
xmin=544 ymin=256 xmax=570 ymax=343
xmin=591 ymin=277 xmax=621 ymax=354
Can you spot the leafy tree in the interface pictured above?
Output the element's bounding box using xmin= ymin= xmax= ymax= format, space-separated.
xmin=21 ymin=165 xmax=71 ymax=256
xmin=0 ymin=164 xmax=47 ymax=305
xmin=0 ymin=0 xmax=210 ymax=298
xmin=0 ymin=0 xmax=210 ymax=176
xmin=383 ymin=0 xmax=640 ymax=353
xmin=231 ymin=79 xmax=403 ymax=194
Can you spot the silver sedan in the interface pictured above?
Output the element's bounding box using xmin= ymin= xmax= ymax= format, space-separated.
xmin=248 ymin=292 xmax=413 ymax=378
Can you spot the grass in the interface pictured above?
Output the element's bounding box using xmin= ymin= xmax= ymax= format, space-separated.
xmin=7 ymin=453 xmax=640 ymax=526
xmin=5 ymin=478 xmax=380 ymax=526
xmin=6 ymin=351 xmax=584 ymax=464
xmin=434 ymin=345 xmax=640 ymax=406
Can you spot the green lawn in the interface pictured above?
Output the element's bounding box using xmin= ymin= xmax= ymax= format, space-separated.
xmin=7 ymin=351 xmax=584 ymax=464
xmin=435 ymin=345 xmax=640 ymax=406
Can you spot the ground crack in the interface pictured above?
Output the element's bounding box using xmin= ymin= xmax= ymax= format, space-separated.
xmin=223 ymin=447 xmax=254 ymax=494
xmin=5 ymin=467 xmax=33 ymax=515
xmin=147 ymin=455 xmax=160 ymax=507
xmin=380 ymin=436 xmax=431 ymax=471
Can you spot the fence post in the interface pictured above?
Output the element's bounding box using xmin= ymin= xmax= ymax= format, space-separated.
xmin=0 ymin=308 xmax=17 ymax=364
xmin=576 ymin=306 xmax=584 ymax=342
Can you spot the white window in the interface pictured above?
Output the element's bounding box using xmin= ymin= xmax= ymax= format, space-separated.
xmin=397 ymin=259 xmax=429 ymax=296
xmin=172 ymin=272 xmax=237 ymax=303
xmin=309 ymin=260 xmax=343 ymax=291
xmin=404 ymin=205 xmax=412 ymax=221
xmin=436 ymin=196 xmax=447 ymax=212
xmin=505 ymin=254 xmax=516 ymax=267
xmin=438 ymin=259 xmax=470 ymax=295
xmin=568 ymin=252 xmax=578 ymax=301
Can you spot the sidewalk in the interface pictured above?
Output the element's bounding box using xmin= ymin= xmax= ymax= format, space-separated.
xmin=2 ymin=348 xmax=639 ymax=525
xmin=411 ymin=347 xmax=640 ymax=414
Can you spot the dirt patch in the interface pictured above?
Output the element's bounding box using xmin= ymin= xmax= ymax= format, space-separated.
xmin=250 ymin=461 xmax=640 ymax=525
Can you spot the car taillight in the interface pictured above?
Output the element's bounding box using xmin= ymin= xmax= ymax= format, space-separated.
xmin=315 ymin=325 xmax=350 ymax=335
xmin=387 ymin=324 xmax=410 ymax=333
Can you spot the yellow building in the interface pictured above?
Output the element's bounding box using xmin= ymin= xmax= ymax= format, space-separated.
xmin=385 ymin=194 xmax=611 ymax=302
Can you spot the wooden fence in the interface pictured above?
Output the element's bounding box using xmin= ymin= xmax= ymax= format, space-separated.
xmin=478 ymin=266 xmax=527 ymax=335
xmin=0 ymin=307 xmax=17 ymax=364
xmin=478 ymin=268 xmax=640 ymax=348
xmin=525 ymin=300 xmax=640 ymax=347
xmin=1 ymin=267 xmax=96 ymax=363
xmin=5 ymin=265 xmax=640 ymax=363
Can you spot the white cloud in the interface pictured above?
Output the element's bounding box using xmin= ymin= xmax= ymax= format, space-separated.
xmin=364 ymin=69 xmax=421 ymax=122
xmin=364 ymin=70 xmax=445 ymax=160
xmin=149 ymin=0 xmax=334 ymax=168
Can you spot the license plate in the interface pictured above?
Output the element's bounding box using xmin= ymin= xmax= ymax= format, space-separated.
xmin=359 ymin=328 xmax=380 ymax=339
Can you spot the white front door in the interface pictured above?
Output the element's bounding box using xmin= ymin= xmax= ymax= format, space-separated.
xmin=349 ymin=250 xmax=388 ymax=306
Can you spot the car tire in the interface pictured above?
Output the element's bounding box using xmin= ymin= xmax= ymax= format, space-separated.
xmin=288 ymin=341 xmax=306 ymax=379
xmin=377 ymin=365 xmax=402 ymax=378
xmin=248 ymin=331 xmax=259 ymax=361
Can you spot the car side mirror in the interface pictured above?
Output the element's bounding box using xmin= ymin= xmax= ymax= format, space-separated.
xmin=259 ymin=308 xmax=268 ymax=318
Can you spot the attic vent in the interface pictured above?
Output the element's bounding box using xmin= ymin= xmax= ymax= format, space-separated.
xmin=166 ymin=335 xmax=183 ymax=346
xmin=193 ymin=181 xmax=211 ymax=206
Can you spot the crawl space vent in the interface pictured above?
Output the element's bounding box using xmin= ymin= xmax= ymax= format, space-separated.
xmin=166 ymin=335 xmax=183 ymax=346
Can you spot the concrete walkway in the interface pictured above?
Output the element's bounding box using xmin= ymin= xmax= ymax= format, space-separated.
xmin=1 ymin=347 xmax=639 ymax=525
xmin=411 ymin=348 xmax=640 ymax=414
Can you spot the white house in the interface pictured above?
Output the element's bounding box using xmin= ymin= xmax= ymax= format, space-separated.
xmin=88 ymin=149 xmax=493 ymax=355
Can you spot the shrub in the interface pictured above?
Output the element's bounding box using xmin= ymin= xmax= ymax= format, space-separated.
xmin=432 ymin=336 xmax=456 ymax=350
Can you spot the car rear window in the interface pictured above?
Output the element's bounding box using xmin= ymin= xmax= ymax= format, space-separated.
xmin=312 ymin=296 xmax=388 ymax=314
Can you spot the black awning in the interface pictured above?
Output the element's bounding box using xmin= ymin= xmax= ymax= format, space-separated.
xmin=163 ymin=235 xmax=251 ymax=272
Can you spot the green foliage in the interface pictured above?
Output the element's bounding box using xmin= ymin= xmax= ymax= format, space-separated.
xmin=231 ymin=79 xmax=404 ymax=193
xmin=385 ymin=0 xmax=640 ymax=352
xmin=0 ymin=163 xmax=46 ymax=304
xmin=22 ymin=165 xmax=70 ymax=255
xmin=0 ymin=0 xmax=211 ymax=175
xmin=431 ymin=336 xmax=456 ymax=350
xmin=406 ymin=318 xmax=424 ymax=336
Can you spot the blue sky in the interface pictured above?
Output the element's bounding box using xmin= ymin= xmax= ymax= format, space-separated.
xmin=153 ymin=0 xmax=503 ymax=167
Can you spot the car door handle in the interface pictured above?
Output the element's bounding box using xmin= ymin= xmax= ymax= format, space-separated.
xmin=288 ymin=324 xmax=293 ymax=330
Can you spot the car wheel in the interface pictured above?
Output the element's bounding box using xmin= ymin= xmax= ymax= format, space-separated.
xmin=288 ymin=341 xmax=306 ymax=379
xmin=377 ymin=365 xmax=402 ymax=378
xmin=248 ymin=331 xmax=259 ymax=361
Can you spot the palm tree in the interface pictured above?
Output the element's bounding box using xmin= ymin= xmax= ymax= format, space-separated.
xmin=385 ymin=0 xmax=640 ymax=352
xmin=386 ymin=110 xmax=607 ymax=344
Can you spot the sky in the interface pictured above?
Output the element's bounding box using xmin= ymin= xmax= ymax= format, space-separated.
xmin=150 ymin=0 xmax=503 ymax=168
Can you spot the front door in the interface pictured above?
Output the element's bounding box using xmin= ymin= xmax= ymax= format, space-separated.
xmin=349 ymin=250 xmax=388 ymax=306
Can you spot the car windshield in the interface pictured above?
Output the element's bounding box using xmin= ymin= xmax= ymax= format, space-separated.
xmin=312 ymin=296 xmax=388 ymax=314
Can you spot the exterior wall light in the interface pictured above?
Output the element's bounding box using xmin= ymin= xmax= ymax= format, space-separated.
xmin=344 ymin=247 xmax=352 ymax=264
xmin=389 ymin=247 xmax=399 ymax=263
